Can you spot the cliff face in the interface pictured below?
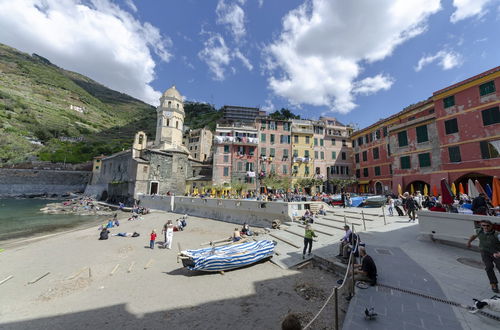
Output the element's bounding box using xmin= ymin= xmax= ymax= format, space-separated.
xmin=0 ymin=43 xmax=156 ymax=165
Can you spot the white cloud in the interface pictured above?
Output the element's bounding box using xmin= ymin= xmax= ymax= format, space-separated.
xmin=234 ymin=49 xmax=253 ymax=71
xmin=415 ymin=50 xmax=463 ymax=71
xmin=450 ymin=0 xmax=494 ymax=23
xmin=198 ymin=34 xmax=231 ymax=81
xmin=264 ymin=0 xmax=441 ymax=113
xmin=353 ymin=74 xmax=394 ymax=95
xmin=0 ymin=0 xmax=171 ymax=105
xmin=258 ymin=0 xmax=265 ymax=8
xmin=216 ymin=0 xmax=246 ymax=41
xmin=124 ymin=0 xmax=137 ymax=13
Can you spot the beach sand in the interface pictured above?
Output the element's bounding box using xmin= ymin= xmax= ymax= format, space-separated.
xmin=0 ymin=210 xmax=343 ymax=329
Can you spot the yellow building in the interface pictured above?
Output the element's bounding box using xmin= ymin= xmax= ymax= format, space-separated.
xmin=291 ymin=120 xmax=314 ymax=187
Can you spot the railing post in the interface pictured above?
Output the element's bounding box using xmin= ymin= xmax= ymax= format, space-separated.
xmin=334 ymin=287 xmax=339 ymax=330
xmin=343 ymin=215 xmax=347 ymax=225
xmin=382 ymin=206 xmax=387 ymax=225
xmin=351 ymin=253 xmax=355 ymax=297
xmin=361 ymin=210 xmax=366 ymax=231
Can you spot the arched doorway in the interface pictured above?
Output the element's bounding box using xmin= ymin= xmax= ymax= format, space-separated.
xmin=454 ymin=173 xmax=493 ymax=195
xmin=405 ymin=181 xmax=428 ymax=195
xmin=375 ymin=181 xmax=383 ymax=195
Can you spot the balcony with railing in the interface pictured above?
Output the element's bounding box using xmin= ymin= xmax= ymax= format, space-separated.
xmin=214 ymin=136 xmax=259 ymax=145
xmin=293 ymin=157 xmax=310 ymax=163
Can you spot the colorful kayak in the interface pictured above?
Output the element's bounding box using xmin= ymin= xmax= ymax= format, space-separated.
xmin=179 ymin=240 xmax=276 ymax=272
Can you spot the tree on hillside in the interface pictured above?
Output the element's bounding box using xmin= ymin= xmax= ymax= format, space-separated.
xmin=269 ymin=108 xmax=301 ymax=120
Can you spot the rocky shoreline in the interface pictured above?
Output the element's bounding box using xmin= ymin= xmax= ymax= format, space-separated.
xmin=40 ymin=197 xmax=115 ymax=216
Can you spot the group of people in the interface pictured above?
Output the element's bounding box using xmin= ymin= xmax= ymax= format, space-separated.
xmin=151 ymin=215 xmax=189 ymax=250
xmin=232 ymin=223 xmax=254 ymax=242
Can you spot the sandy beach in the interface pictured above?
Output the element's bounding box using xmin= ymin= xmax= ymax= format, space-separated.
xmin=0 ymin=210 xmax=343 ymax=330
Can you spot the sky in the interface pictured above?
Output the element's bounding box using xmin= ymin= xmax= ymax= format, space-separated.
xmin=0 ymin=0 xmax=499 ymax=129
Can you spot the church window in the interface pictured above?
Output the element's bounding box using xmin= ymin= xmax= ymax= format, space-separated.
xmin=143 ymin=166 xmax=148 ymax=173
xmin=166 ymin=119 xmax=170 ymax=126
xmin=168 ymin=101 xmax=171 ymax=107
xmin=138 ymin=135 xmax=143 ymax=145
xmin=176 ymin=121 xmax=179 ymax=129
xmin=177 ymin=103 xmax=179 ymax=109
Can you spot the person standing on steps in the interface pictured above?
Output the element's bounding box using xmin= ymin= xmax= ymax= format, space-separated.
xmin=467 ymin=220 xmax=500 ymax=293
xmin=303 ymin=224 xmax=317 ymax=259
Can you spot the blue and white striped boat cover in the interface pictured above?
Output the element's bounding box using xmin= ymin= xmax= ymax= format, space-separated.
xmin=182 ymin=240 xmax=275 ymax=272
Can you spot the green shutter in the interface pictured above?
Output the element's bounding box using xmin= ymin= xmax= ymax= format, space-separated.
xmin=375 ymin=166 xmax=381 ymax=176
xmin=444 ymin=119 xmax=458 ymax=134
xmin=418 ymin=153 xmax=431 ymax=167
xmin=482 ymin=107 xmax=500 ymax=126
xmin=332 ymin=151 xmax=337 ymax=159
xmin=448 ymin=146 xmax=461 ymax=163
xmin=443 ymin=95 xmax=455 ymax=108
xmin=261 ymin=133 xmax=266 ymax=142
xmin=398 ymin=131 xmax=408 ymax=147
xmin=416 ymin=125 xmax=429 ymax=143
xmin=400 ymin=156 xmax=410 ymax=169
xmin=479 ymin=81 xmax=496 ymax=96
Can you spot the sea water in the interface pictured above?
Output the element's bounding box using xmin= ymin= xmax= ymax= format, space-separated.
xmin=0 ymin=198 xmax=105 ymax=242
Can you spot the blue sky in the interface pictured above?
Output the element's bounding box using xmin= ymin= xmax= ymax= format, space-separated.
xmin=0 ymin=0 xmax=499 ymax=129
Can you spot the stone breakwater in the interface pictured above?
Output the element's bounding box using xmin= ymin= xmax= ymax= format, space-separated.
xmin=40 ymin=198 xmax=114 ymax=216
xmin=0 ymin=169 xmax=91 ymax=197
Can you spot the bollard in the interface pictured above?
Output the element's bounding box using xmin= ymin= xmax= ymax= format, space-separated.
xmin=361 ymin=211 xmax=366 ymax=231
xmin=334 ymin=287 xmax=339 ymax=330
xmin=382 ymin=207 xmax=387 ymax=225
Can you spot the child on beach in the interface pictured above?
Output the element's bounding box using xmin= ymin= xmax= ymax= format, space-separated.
xmin=150 ymin=230 xmax=157 ymax=249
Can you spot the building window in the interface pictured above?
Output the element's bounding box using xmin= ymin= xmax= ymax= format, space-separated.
xmin=305 ymin=166 xmax=310 ymax=175
xmin=479 ymin=81 xmax=496 ymax=96
xmin=304 ymin=150 xmax=310 ymax=158
xmin=356 ymin=169 xmax=360 ymax=178
xmin=249 ymin=147 xmax=255 ymax=156
xmin=358 ymin=137 xmax=363 ymax=146
xmin=320 ymin=151 xmax=324 ymax=160
xmin=332 ymin=151 xmax=337 ymax=160
xmin=282 ymin=165 xmax=288 ymax=174
xmin=416 ymin=125 xmax=429 ymax=143
xmin=320 ymin=139 xmax=324 ymax=146
xmin=444 ymin=118 xmax=459 ymax=134
xmin=443 ymin=95 xmax=455 ymax=108
xmin=448 ymin=146 xmax=461 ymax=163
xmin=355 ymin=153 xmax=359 ymax=163
xmin=223 ymin=155 xmax=229 ymax=163
xmin=245 ymin=162 xmax=254 ymax=171
xmin=283 ymin=122 xmax=290 ymax=131
xmin=362 ymin=151 xmax=367 ymax=162
xmin=261 ymin=163 xmax=267 ymax=172
xmin=223 ymin=167 xmax=229 ymax=176
xmin=261 ymin=133 xmax=266 ymax=142
xmin=260 ymin=147 xmax=266 ymax=157
xmin=383 ymin=127 xmax=388 ymax=137
xmin=389 ymin=164 xmax=393 ymax=174
xmin=314 ymin=151 xmax=319 ymax=159
xmin=283 ymin=149 xmax=289 ymax=159
xmin=270 ymin=134 xmax=275 ymax=144
xmin=352 ymin=140 xmax=356 ymax=148
xmin=373 ymin=147 xmax=379 ymax=160
xmin=293 ymin=166 xmax=298 ymax=174
xmin=270 ymin=148 xmax=275 ymax=157
xmin=224 ymin=145 xmax=229 ymax=153
xmin=387 ymin=144 xmax=391 ymax=156
xmin=332 ymin=139 xmax=336 ymax=145
xmin=375 ymin=130 xmax=380 ymax=140
xmin=400 ymin=156 xmax=411 ymax=169
xmin=237 ymin=146 xmax=244 ymax=154
xmin=374 ymin=166 xmax=381 ymax=176
xmin=314 ymin=138 xmax=318 ymax=146
xmin=481 ymin=106 xmax=500 ymax=126
xmin=341 ymin=152 xmax=346 ymax=160
xmin=305 ymin=136 xmax=310 ymax=144
xmin=261 ymin=120 xmax=266 ymax=129
xmin=294 ymin=135 xmax=299 ymax=143
xmin=363 ymin=168 xmax=369 ymax=177
xmin=316 ymin=167 xmax=321 ymax=174
xmin=418 ymin=153 xmax=431 ymax=167
xmin=480 ymin=140 xmax=500 ymax=159
xmin=270 ymin=164 xmax=276 ymax=174
xmin=237 ymin=162 xmax=243 ymax=171
xmin=342 ymin=139 xmax=347 ymax=146
xmin=293 ymin=150 xmax=298 ymax=157
xmin=398 ymin=131 xmax=408 ymax=147
xmin=269 ymin=121 xmax=277 ymax=130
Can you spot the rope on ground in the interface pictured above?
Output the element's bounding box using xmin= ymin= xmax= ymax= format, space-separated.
xmin=303 ymin=230 xmax=360 ymax=329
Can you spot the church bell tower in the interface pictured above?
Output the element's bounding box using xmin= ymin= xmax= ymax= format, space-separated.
xmin=155 ymin=85 xmax=185 ymax=150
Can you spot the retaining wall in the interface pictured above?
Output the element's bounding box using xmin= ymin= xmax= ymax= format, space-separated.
xmin=138 ymin=195 xmax=327 ymax=228
xmin=418 ymin=210 xmax=500 ymax=248
xmin=0 ymin=169 xmax=91 ymax=196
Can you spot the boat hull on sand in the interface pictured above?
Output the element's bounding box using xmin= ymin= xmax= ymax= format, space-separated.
xmin=180 ymin=240 xmax=276 ymax=272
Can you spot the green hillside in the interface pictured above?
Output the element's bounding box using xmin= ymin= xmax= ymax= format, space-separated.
xmin=0 ymin=43 xmax=157 ymax=164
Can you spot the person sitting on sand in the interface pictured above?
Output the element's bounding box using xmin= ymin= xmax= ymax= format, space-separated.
xmin=99 ymin=228 xmax=110 ymax=240
xmin=106 ymin=219 xmax=114 ymax=229
xmin=114 ymin=232 xmax=140 ymax=237
xmin=176 ymin=218 xmax=185 ymax=231
xmin=232 ymin=228 xmax=242 ymax=242
xmin=241 ymin=223 xmax=253 ymax=236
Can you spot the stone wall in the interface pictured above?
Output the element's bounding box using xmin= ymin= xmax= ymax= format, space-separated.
xmin=139 ymin=195 xmax=326 ymax=228
xmin=0 ymin=169 xmax=91 ymax=196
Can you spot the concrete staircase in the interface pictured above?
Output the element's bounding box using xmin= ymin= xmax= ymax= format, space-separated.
xmin=262 ymin=204 xmax=398 ymax=270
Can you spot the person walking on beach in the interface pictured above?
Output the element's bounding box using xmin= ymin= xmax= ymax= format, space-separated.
xmin=467 ymin=220 xmax=500 ymax=293
xmin=163 ymin=221 xmax=174 ymax=249
xmin=303 ymin=224 xmax=317 ymax=259
xmin=150 ymin=229 xmax=157 ymax=249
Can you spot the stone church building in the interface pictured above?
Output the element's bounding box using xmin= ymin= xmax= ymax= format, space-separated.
xmin=89 ymin=86 xmax=205 ymax=203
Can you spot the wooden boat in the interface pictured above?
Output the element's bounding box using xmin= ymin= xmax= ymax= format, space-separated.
xmin=178 ymin=240 xmax=276 ymax=272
